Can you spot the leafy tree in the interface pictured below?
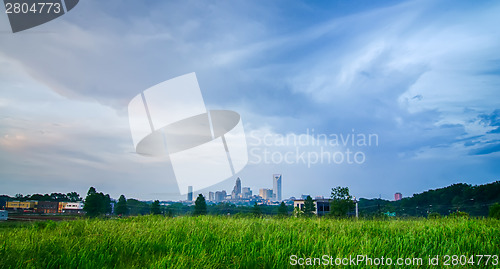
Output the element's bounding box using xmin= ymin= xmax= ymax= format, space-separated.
xmin=302 ymin=196 xmax=316 ymax=216
xmin=330 ymin=186 xmax=354 ymax=218
xmin=166 ymin=209 xmax=173 ymax=217
xmin=489 ymin=203 xmax=500 ymax=219
xmin=102 ymin=194 xmax=112 ymax=215
xmin=449 ymin=211 xmax=469 ymax=219
xmin=278 ymin=201 xmax=288 ymax=216
xmin=252 ymin=202 xmax=262 ymax=216
xmin=210 ymin=202 xmax=237 ymax=215
xmin=67 ymin=192 xmax=82 ymax=202
xmin=84 ymin=187 xmax=102 ymax=217
xmin=115 ymin=195 xmax=129 ymax=216
xmin=127 ymin=199 xmax=150 ymax=215
xmin=30 ymin=194 xmax=49 ymax=201
xmin=151 ymin=200 xmax=161 ymax=215
xmin=87 ymin=187 xmax=96 ymax=195
xmin=428 ymin=212 xmax=442 ymax=219
xmin=194 ymin=194 xmax=207 ymax=215
xmin=164 ymin=202 xmax=190 ymax=216
xmin=293 ymin=206 xmax=303 ymax=217
xmin=50 ymin=193 xmax=68 ymax=201
xmin=83 ymin=187 xmax=113 ymax=217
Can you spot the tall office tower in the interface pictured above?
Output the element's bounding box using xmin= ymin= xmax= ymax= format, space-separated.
xmin=187 ymin=186 xmax=193 ymax=201
xmin=394 ymin=192 xmax=402 ymax=201
xmin=273 ymin=174 xmax=282 ymax=201
xmin=232 ymin=177 xmax=242 ymax=199
xmin=208 ymin=192 xmax=215 ymax=202
xmin=235 ymin=177 xmax=241 ymax=195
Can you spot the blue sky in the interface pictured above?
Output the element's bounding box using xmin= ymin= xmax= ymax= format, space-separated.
xmin=0 ymin=0 xmax=499 ymax=200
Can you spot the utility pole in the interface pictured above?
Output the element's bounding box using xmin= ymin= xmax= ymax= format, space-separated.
xmin=353 ymin=196 xmax=359 ymax=219
xmin=354 ymin=197 xmax=359 ymax=219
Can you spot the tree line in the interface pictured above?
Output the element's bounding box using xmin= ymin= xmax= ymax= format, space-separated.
xmin=359 ymin=181 xmax=500 ymax=217
xmin=0 ymin=192 xmax=82 ymax=202
xmin=4 ymin=181 xmax=499 ymax=219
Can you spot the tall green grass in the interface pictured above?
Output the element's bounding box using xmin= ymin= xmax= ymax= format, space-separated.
xmin=0 ymin=216 xmax=498 ymax=268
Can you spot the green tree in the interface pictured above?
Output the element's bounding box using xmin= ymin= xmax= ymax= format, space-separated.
xmin=84 ymin=187 xmax=101 ymax=217
xmin=127 ymin=199 xmax=150 ymax=215
xmin=330 ymin=186 xmax=354 ymax=218
xmin=193 ymin=194 xmax=207 ymax=216
xmin=100 ymin=193 xmax=112 ymax=215
xmin=278 ymin=201 xmax=288 ymax=216
xmin=488 ymin=203 xmax=500 ymax=219
xmin=67 ymin=192 xmax=82 ymax=202
xmin=115 ymin=195 xmax=129 ymax=216
xmin=253 ymin=202 xmax=262 ymax=216
xmin=293 ymin=206 xmax=303 ymax=217
xmin=428 ymin=212 xmax=442 ymax=219
xmin=50 ymin=193 xmax=67 ymax=201
xmin=302 ymin=196 xmax=316 ymax=216
xmin=449 ymin=211 xmax=469 ymax=219
xmin=151 ymin=200 xmax=161 ymax=215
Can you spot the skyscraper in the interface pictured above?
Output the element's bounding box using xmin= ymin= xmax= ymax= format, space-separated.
xmin=273 ymin=174 xmax=282 ymax=201
xmin=394 ymin=192 xmax=402 ymax=201
xmin=187 ymin=186 xmax=193 ymax=201
xmin=232 ymin=177 xmax=242 ymax=199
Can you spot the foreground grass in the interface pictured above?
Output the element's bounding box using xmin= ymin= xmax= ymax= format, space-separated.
xmin=0 ymin=216 xmax=499 ymax=268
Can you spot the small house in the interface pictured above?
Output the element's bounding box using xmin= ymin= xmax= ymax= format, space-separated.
xmin=0 ymin=210 xmax=8 ymax=221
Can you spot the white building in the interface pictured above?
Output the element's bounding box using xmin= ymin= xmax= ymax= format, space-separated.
xmin=63 ymin=202 xmax=84 ymax=213
xmin=293 ymin=199 xmax=331 ymax=216
xmin=0 ymin=210 xmax=8 ymax=221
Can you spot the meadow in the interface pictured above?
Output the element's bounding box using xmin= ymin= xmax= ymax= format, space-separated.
xmin=0 ymin=216 xmax=499 ymax=268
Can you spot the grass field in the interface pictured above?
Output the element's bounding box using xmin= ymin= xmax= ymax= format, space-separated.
xmin=0 ymin=216 xmax=499 ymax=268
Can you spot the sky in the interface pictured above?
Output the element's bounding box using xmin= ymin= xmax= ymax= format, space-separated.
xmin=0 ymin=0 xmax=499 ymax=201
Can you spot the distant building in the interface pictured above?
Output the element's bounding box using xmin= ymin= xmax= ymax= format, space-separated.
xmin=63 ymin=202 xmax=84 ymax=214
xmin=231 ymin=178 xmax=242 ymax=199
xmin=273 ymin=174 xmax=282 ymax=201
xmin=394 ymin=192 xmax=402 ymax=201
xmin=208 ymin=192 xmax=215 ymax=202
xmin=293 ymin=199 xmax=331 ymax=216
xmin=300 ymin=195 xmax=311 ymax=200
xmin=6 ymin=201 xmax=37 ymax=212
xmin=37 ymin=201 xmax=58 ymax=214
xmin=188 ymin=186 xmax=193 ymax=201
xmin=58 ymin=202 xmax=68 ymax=213
xmin=241 ymin=187 xmax=252 ymax=199
xmin=259 ymin=188 xmax=273 ymax=200
xmin=0 ymin=210 xmax=7 ymax=220
xmin=215 ymin=191 xmax=227 ymax=203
